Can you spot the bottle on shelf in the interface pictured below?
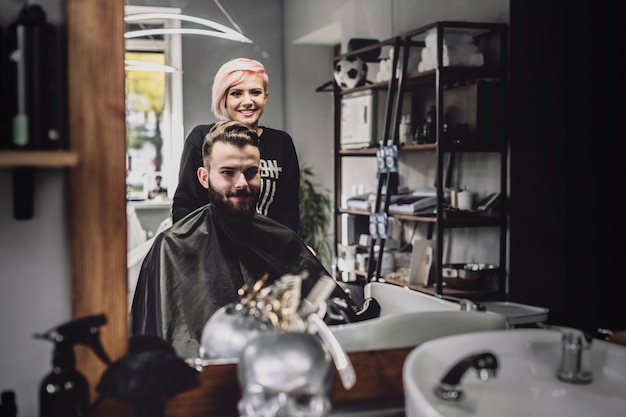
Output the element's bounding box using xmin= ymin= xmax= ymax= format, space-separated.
xmin=5 ymin=3 xmax=65 ymax=149
xmin=421 ymin=105 xmax=436 ymax=143
xmin=399 ymin=115 xmax=412 ymax=145
xmin=0 ymin=391 xmax=17 ymax=417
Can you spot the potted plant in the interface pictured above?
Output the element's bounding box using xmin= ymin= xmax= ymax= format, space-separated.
xmin=298 ymin=164 xmax=333 ymax=268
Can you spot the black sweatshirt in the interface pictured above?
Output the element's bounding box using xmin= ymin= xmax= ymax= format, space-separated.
xmin=172 ymin=123 xmax=301 ymax=232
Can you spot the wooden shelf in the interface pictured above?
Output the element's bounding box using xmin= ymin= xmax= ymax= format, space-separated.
xmin=1 ymin=149 xmax=79 ymax=219
xmin=0 ymin=150 xmax=79 ymax=168
xmin=383 ymin=276 xmax=500 ymax=301
xmin=338 ymin=207 xmax=502 ymax=226
xmin=338 ymin=143 xmax=436 ymax=156
xmin=338 ymin=267 xmax=368 ymax=277
xmin=91 ymin=346 xmax=412 ymax=417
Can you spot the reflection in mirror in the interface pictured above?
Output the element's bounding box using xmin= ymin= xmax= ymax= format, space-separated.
xmin=124 ymin=5 xmax=184 ymax=203
xmin=124 ymin=5 xmax=184 ymax=310
xmin=122 ymin=5 xmax=347 ymax=361
xmin=122 ymin=1 xmax=266 ymax=320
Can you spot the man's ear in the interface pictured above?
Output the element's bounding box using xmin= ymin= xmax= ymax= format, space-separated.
xmin=197 ymin=167 xmax=209 ymax=189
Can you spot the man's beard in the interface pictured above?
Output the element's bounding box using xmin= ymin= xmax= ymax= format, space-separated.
xmin=208 ymin=184 xmax=258 ymax=218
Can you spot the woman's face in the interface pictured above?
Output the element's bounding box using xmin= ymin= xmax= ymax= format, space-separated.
xmin=225 ymin=74 xmax=268 ymax=129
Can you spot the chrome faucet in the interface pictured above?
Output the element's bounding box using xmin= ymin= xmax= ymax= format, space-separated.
xmin=434 ymin=352 xmax=498 ymax=401
xmin=557 ymin=327 xmax=593 ymax=384
xmin=537 ymin=323 xmax=594 ymax=384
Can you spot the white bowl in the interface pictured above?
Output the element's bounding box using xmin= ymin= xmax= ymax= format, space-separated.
xmin=330 ymin=282 xmax=507 ymax=352
xmin=403 ymin=328 xmax=626 ymax=417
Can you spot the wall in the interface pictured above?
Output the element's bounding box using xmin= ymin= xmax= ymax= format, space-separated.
xmin=507 ymin=0 xmax=622 ymax=331
xmin=0 ymin=1 xmax=509 ymax=415
xmin=0 ymin=1 xmax=70 ymax=416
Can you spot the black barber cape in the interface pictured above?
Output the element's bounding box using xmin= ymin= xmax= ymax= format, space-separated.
xmin=130 ymin=204 xmax=355 ymax=358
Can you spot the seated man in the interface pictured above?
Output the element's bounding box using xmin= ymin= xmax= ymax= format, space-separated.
xmin=131 ymin=120 xmax=356 ymax=358
xmin=148 ymin=174 xmax=167 ymax=199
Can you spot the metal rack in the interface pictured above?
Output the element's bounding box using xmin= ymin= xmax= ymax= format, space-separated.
xmin=332 ymin=21 xmax=509 ymax=300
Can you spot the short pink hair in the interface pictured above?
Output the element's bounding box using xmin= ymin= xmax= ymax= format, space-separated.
xmin=211 ymin=58 xmax=269 ymax=120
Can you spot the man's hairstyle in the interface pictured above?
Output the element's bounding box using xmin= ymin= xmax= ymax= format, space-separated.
xmin=202 ymin=120 xmax=260 ymax=168
xmin=211 ymin=58 xmax=269 ymax=120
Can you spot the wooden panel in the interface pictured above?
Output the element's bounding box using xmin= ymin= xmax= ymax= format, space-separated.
xmin=66 ymin=0 xmax=128 ymax=403
xmin=91 ymin=348 xmax=411 ymax=417
xmin=0 ymin=150 xmax=78 ymax=167
xmin=330 ymin=347 xmax=410 ymax=404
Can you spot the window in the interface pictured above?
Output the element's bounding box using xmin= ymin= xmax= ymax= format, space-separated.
xmin=124 ymin=5 xmax=184 ymax=201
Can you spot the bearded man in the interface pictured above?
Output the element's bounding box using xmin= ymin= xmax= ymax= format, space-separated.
xmin=130 ymin=121 xmax=356 ymax=358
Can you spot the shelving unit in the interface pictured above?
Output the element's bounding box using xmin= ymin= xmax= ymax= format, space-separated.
xmin=333 ymin=21 xmax=509 ymax=300
xmin=0 ymin=148 xmax=78 ymax=219
xmin=332 ymin=36 xmax=403 ymax=284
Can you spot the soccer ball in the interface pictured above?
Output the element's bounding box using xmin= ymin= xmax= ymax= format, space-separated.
xmin=333 ymin=56 xmax=367 ymax=89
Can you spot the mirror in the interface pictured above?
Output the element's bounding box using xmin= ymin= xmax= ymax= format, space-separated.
xmin=69 ymin=0 xmax=322 ymax=401
xmin=69 ymin=2 xmax=517 ymax=414
xmin=70 ymin=0 xmax=336 ymax=408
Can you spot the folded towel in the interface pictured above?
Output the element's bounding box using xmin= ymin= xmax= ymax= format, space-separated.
xmin=418 ymin=45 xmax=484 ymax=71
xmin=420 ymin=47 xmax=436 ymax=71
xmin=417 ymin=61 xmax=429 ymax=73
xmin=424 ymin=28 xmax=475 ymax=50
xmin=376 ymin=58 xmax=392 ymax=82
xmin=418 ymin=28 xmax=483 ymax=71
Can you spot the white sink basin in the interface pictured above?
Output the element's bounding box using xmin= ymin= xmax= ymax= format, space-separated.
xmin=364 ymin=282 xmax=458 ymax=316
xmin=330 ymin=282 xmax=507 ymax=352
xmin=403 ymin=328 xmax=626 ymax=417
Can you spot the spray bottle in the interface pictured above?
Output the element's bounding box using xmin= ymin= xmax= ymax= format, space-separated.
xmin=34 ymin=314 xmax=111 ymax=417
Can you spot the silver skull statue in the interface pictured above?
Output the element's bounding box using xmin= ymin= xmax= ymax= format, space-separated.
xmin=199 ymin=302 xmax=272 ymax=360
xmin=238 ymin=331 xmax=334 ymax=417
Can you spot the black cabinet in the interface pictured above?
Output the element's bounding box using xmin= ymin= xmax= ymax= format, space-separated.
xmin=333 ymin=22 xmax=508 ymax=300
xmin=508 ymin=0 xmax=625 ymax=331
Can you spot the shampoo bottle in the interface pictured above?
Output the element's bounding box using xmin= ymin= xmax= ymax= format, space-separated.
xmin=34 ymin=314 xmax=111 ymax=417
xmin=5 ymin=3 xmax=64 ymax=149
xmin=0 ymin=391 xmax=17 ymax=417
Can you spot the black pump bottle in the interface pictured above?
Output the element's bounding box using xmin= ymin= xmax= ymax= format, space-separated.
xmin=4 ymin=2 xmax=65 ymax=149
xmin=34 ymin=314 xmax=111 ymax=417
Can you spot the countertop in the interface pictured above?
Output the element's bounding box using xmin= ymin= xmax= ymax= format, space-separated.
xmin=90 ymin=347 xmax=412 ymax=417
xmin=330 ymin=398 xmax=405 ymax=416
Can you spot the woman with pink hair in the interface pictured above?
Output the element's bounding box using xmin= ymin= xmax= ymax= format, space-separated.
xmin=172 ymin=58 xmax=300 ymax=232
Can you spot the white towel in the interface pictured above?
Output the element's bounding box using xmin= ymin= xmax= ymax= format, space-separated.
xmin=418 ymin=42 xmax=484 ymax=72
xmin=424 ymin=28 xmax=475 ymax=50
xmin=376 ymin=58 xmax=392 ymax=82
xmin=419 ymin=28 xmax=483 ymax=71
xmin=420 ymin=47 xmax=435 ymax=71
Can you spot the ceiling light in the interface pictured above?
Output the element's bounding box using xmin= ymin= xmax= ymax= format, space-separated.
xmin=124 ymin=12 xmax=252 ymax=43
xmin=124 ymin=60 xmax=179 ymax=73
